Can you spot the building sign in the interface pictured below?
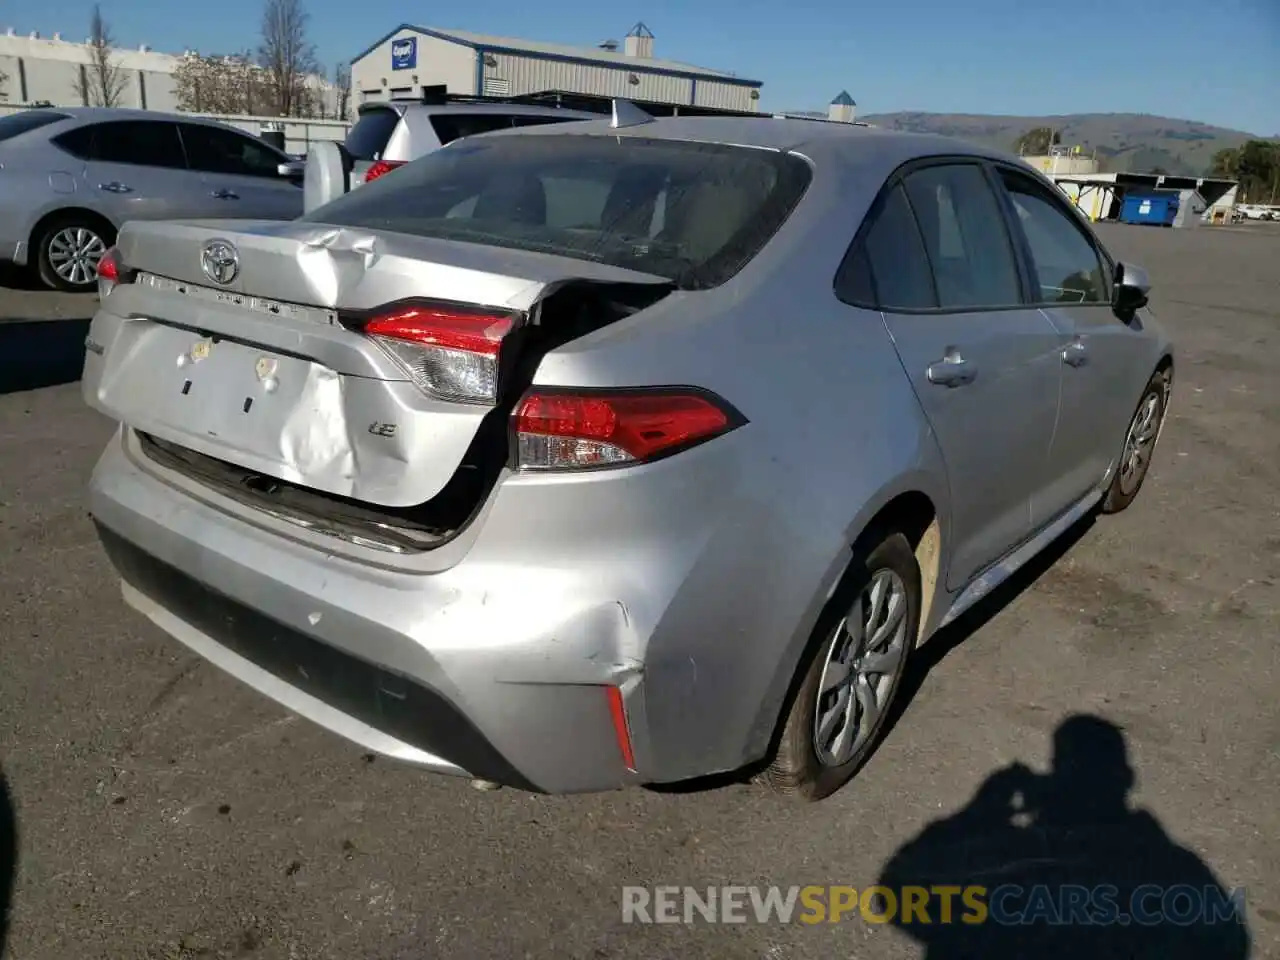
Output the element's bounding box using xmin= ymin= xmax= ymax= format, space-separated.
xmin=391 ymin=37 xmax=417 ymax=70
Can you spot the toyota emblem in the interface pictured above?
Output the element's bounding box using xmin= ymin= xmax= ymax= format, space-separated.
xmin=201 ymin=238 xmax=239 ymax=286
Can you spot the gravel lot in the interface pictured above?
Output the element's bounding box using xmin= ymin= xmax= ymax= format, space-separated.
xmin=1 ymin=223 xmax=1277 ymax=959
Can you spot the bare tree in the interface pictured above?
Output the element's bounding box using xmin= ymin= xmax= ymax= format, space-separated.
xmin=258 ymin=0 xmax=318 ymax=116
xmin=334 ymin=62 xmax=351 ymax=120
xmin=0 ymin=66 xmax=9 ymax=101
xmin=74 ymin=4 xmax=128 ymax=107
xmin=174 ymin=50 xmax=273 ymax=116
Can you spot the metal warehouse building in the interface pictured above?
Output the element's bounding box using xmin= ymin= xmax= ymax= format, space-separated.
xmin=350 ymin=22 xmax=762 ymax=113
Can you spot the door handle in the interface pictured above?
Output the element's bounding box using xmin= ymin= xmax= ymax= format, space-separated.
xmin=926 ymin=349 xmax=977 ymax=387
xmin=1063 ymin=339 xmax=1089 ymax=367
xmin=210 ymin=189 xmax=240 ymax=200
xmin=98 ymin=181 xmax=132 ymax=193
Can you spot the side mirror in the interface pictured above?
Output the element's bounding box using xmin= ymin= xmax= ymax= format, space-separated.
xmin=277 ymin=159 xmax=306 ymax=178
xmin=303 ymin=142 xmax=351 ymax=214
xmin=1112 ymin=261 xmax=1151 ymax=318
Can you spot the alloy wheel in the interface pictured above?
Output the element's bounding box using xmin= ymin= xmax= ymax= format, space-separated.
xmin=47 ymin=227 xmax=107 ymax=287
xmin=812 ymin=568 xmax=910 ymax=767
xmin=1119 ymin=391 xmax=1161 ymax=497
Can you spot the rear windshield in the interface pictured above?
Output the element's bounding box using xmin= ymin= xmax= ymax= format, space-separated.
xmin=345 ymin=107 xmax=401 ymax=161
xmin=0 ymin=110 xmax=70 ymax=143
xmin=430 ymin=112 xmax=584 ymax=145
xmin=302 ymin=134 xmax=812 ymax=289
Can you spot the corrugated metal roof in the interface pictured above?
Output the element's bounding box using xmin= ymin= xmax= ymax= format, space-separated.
xmin=388 ymin=24 xmax=760 ymax=84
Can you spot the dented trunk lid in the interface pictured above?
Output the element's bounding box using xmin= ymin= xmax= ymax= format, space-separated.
xmin=83 ymin=218 xmax=671 ymax=509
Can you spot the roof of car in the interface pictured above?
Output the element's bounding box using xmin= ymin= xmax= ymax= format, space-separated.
xmin=32 ymin=106 xmax=259 ymax=130
xmin=484 ymin=114 xmax=1021 ymax=170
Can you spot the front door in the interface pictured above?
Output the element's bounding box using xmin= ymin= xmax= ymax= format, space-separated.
xmin=843 ymin=163 xmax=1063 ymax=590
xmin=178 ymin=123 xmax=304 ymax=222
xmin=993 ymin=166 xmax=1153 ymax=524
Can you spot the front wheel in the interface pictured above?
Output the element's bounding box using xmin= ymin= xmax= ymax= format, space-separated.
xmin=35 ymin=216 xmax=113 ymax=292
xmin=1101 ymin=368 xmax=1169 ymax=514
xmin=763 ymin=531 xmax=921 ymax=802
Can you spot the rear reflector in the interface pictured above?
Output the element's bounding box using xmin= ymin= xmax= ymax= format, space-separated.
xmin=349 ymin=302 xmax=517 ymax=403
xmin=604 ymin=686 xmax=636 ymax=772
xmin=364 ymin=159 xmax=406 ymax=182
xmin=513 ymin=389 xmax=743 ymax=470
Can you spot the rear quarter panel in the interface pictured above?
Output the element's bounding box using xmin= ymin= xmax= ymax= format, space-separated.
xmin=530 ymin=153 xmax=953 ymax=776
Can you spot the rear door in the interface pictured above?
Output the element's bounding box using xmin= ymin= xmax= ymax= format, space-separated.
xmin=994 ymin=165 xmax=1155 ymax=518
xmin=60 ymin=120 xmax=199 ymax=223
xmin=840 ymin=162 xmax=1063 ymax=589
xmin=178 ymin=123 xmax=303 ymax=221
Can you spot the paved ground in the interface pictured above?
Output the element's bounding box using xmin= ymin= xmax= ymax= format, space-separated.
xmin=0 ymin=223 xmax=1277 ymax=959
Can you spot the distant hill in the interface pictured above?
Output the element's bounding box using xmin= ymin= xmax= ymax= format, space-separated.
xmin=852 ymin=112 xmax=1269 ymax=176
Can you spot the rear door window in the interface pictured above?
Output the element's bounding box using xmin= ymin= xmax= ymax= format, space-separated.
xmin=345 ymin=107 xmax=402 ymax=160
xmin=303 ymin=134 xmax=812 ymax=289
xmin=0 ymin=110 xmax=70 ymax=142
xmin=901 ymin=164 xmax=1023 ymax=310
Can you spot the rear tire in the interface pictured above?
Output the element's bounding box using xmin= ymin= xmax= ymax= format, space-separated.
xmin=35 ymin=214 xmax=114 ymax=293
xmin=1101 ymin=368 xmax=1169 ymax=515
xmin=763 ymin=531 xmax=921 ymax=802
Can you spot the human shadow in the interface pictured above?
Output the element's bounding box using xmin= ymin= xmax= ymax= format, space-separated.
xmin=0 ymin=319 xmax=92 ymax=395
xmin=1 ymin=768 xmax=16 ymax=958
xmin=877 ymin=715 xmax=1251 ymax=958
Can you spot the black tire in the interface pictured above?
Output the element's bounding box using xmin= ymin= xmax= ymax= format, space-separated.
xmin=763 ymin=531 xmax=921 ymax=802
xmin=1101 ymin=368 xmax=1170 ymax=515
xmin=34 ymin=214 xmax=115 ymax=293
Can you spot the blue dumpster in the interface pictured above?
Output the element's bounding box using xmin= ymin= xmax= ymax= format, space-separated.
xmin=1120 ymin=191 xmax=1179 ymax=226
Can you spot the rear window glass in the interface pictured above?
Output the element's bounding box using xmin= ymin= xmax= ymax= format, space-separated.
xmin=430 ymin=112 xmax=582 ymax=145
xmin=302 ymin=134 xmax=812 ymax=289
xmin=0 ymin=110 xmax=70 ymax=142
xmin=345 ymin=108 xmax=401 ymax=160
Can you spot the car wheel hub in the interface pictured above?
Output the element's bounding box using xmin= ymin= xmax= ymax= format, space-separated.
xmin=1119 ymin=392 xmax=1161 ymax=496
xmin=48 ymin=227 xmax=107 ymax=287
xmin=813 ymin=568 xmax=909 ymax=768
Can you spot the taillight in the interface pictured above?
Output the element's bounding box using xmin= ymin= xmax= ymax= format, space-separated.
xmin=513 ymin=388 xmax=744 ymax=471
xmin=364 ymin=159 xmax=405 ymax=182
xmin=347 ymin=302 xmax=519 ymax=403
xmin=96 ymin=245 xmax=133 ymax=298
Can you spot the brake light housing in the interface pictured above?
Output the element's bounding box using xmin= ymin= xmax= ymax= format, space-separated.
xmin=513 ymin=388 xmax=745 ymax=471
xmin=96 ymin=245 xmax=134 ymax=299
xmin=343 ymin=300 xmax=520 ymax=404
xmin=364 ymin=159 xmax=406 ymax=183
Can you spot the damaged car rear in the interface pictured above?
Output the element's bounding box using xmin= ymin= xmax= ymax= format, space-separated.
xmin=84 ymin=119 xmax=829 ymax=796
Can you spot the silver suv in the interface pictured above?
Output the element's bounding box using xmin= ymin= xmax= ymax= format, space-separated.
xmin=341 ymin=94 xmax=599 ymax=188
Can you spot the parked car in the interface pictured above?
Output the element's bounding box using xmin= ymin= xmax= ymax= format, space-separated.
xmin=332 ymin=93 xmax=600 ymax=192
xmin=82 ymin=109 xmax=1173 ymax=801
xmin=0 ymin=107 xmax=304 ymax=292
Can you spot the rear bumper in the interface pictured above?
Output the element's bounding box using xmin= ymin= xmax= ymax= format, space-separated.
xmin=88 ymin=429 xmax=657 ymax=794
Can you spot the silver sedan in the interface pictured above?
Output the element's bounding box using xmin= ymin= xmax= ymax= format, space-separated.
xmin=81 ymin=108 xmax=1173 ymax=801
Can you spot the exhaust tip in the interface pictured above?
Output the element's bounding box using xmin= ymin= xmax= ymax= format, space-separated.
xmin=469 ymin=779 xmax=504 ymax=791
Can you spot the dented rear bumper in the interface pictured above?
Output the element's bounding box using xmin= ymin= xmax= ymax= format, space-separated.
xmin=86 ymin=426 xmax=746 ymax=794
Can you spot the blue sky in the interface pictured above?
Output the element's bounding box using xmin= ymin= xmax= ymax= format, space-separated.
xmin=14 ymin=0 xmax=1280 ymax=134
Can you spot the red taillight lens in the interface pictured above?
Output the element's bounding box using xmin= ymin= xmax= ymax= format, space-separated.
xmin=353 ymin=303 xmax=517 ymax=403
xmin=96 ymin=245 xmax=132 ymax=297
xmin=513 ymin=389 xmax=742 ymax=470
xmin=364 ymin=159 xmax=405 ymax=182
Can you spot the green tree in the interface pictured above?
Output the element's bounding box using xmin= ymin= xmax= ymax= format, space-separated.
xmin=1014 ymin=126 xmax=1062 ymax=155
xmin=1211 ymin=140 xmax=1280 ymax=202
